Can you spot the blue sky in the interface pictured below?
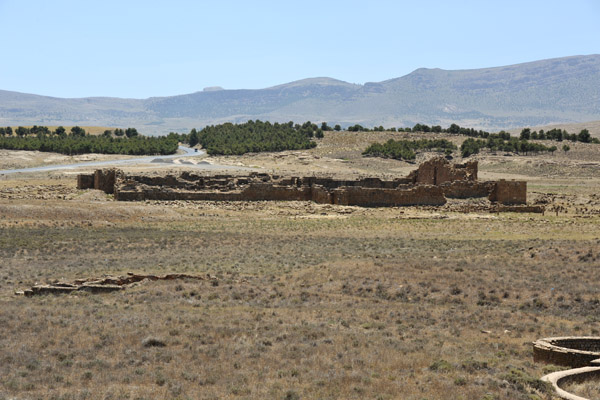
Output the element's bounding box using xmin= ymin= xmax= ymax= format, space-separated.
xmin=0 ymin=0 xmax=598 ymax=98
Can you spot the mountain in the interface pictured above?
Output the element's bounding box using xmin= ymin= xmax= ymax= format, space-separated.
xmin=1 ymin=55 xmax=599 ymax=135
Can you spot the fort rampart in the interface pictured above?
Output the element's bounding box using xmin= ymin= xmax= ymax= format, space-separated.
xmin=77 ymin=157 xmax=528 ymax=207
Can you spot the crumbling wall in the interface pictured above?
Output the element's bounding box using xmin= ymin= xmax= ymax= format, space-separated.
xmin=409 ymin=158 xmax=477 ymax=185
xmin=310 ymin=185 xmax=332 ymax=204
xmin=77 ymin=173 xmax=95 ymax=190
xmin=241 ymin=183 xmax=312 ymax=201
xmin=489 ymin=180 xmax=527 ymax=205
xmin=79 ymin=157 xmax=528 ymax=207
xmin=442 ymin=181 xmax=493 ymax=199
xmin=93 ymin=169 xmax=120 ymax=194
xmin=331 ymin=185 xmax=446 ymax=207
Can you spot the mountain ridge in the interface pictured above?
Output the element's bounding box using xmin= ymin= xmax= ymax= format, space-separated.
xmin=1 ymin=55 xmax=599 ymax=134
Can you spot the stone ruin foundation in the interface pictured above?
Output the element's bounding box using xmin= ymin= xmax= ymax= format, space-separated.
xmin=77 ymin=157 xmax=531 ymax=208
xmin=533 ymin=337 xmax=600 ymax=400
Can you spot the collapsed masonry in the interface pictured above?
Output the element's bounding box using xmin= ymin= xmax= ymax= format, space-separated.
xmin=77 ymin=157 xmax=527 ymax=207
xmin=15 ymin=272 xmax=220 ymax=296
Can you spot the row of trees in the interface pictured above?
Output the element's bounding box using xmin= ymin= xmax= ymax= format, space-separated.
xmin=0 ymin=125 xmax=87 ymax=137
xmin=180 ymin=120 xmax=319 ymax=155
xmin=460 ymin=137 xmax=557 ymax=157
xmin=0 ymin=129 xmax=177 ymax=155
xmin=405 ymin=123 xmax=598 ymax=144
xmin=363 ymin=139 xmax=456 ymax=161
xmin=519 ymin=127 xmax=595 ymax=143
xmin=362 ymin=136 xmax=561 ymax=160
xmin=0 ymin=125 xmax=142 ymax=139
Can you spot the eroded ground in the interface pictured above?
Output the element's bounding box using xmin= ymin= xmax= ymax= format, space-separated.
xmin=1 ymin=132 xmax=600 ymax=400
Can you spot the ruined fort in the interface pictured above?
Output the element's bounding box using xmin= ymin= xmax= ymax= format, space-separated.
xmin=77 ymin=157 xmax=528 ymax=207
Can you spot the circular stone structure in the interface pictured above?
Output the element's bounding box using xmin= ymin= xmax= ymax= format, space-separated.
xmin=534 ymin=337 xmax=600 ymax=400
xmin=542 ymin=366 xmax=600 ymax=400
xmin=533 ymin=337 xmax=600 ymax=368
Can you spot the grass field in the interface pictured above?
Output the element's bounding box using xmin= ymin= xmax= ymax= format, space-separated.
xmin=1 ymin=130 xmax=600 ymax=399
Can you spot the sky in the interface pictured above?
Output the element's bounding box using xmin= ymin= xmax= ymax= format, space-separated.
xmin=0 ymin=0 xmax=599 ymax=99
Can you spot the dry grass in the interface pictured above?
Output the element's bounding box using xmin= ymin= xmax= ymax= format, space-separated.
xmin=563 ymin=380 xmax=600 ymax=399
xmin=2 ymin=134 xmax=600 ymax=399
xmin=1 ymin=198 xmax=599 ymax=400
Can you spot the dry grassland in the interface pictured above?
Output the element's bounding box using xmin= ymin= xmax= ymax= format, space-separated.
xmin=1 ymin=132 xmax=600 ymax=400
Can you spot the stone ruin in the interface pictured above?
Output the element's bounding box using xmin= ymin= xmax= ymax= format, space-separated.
xmin=77 ymin=157 xmax=529 ymax=208
xmin=533 ymin=337 xmax=600 ymax=400
xmin=15 ymin=272 xmax=221 ymax=296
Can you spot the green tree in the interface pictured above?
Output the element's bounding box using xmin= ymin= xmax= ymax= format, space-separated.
xmin=70 ymin=126 xmax=86 ymax=137
xmin=15 ymin=126 xmax=29 ymax=137
xmin=55 ymin=126 xmax=66 ymax=136
xmin=520 ymin=128 xmax=531 ymax=140
xmin=125 ymin=127 xmax=139 ymax=138
xmin=320 ymin=122 xmax=332 ymax=131
xmin=188 ymin=128 xmax=199 ymax=147
xmin=577 ymin=129 xmax=591 ymax=143
xmin=448 ymin=124 xmax=460 ymax=134
xmin=334 ymin=124 xmax=341 ymax=131
xmin=562 ymin=144 xmax=570 ymax=153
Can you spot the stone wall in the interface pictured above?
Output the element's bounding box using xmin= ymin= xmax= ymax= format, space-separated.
xmin=533 ymin=337 xmax=600 ymax=368
xmin=489 ymin=180 xmax=527 ymax=205
xmin=79 ymin=157 xmax=529 ymax=207
xmin=441 ymin=180 xmax=492 ymax=199
xmin=93 ymin=169 xmax=121 ymax=194
xmin=409 ymin=158 xmax=478 ymax=185
xmin=76 ymin=169 xmax=121 ymax=193
xmin=331 ymin=185 xmax=446 ymax=207
xmin=77 ymin=173 xmax=94 ymax=190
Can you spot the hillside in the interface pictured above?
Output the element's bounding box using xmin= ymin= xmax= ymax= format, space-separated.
xmin=1 ymin=55 xmax=599 ymax=134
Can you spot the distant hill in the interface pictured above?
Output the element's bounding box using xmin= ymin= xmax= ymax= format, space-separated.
xmin=1 ymin=55 xmax=599 ymax=135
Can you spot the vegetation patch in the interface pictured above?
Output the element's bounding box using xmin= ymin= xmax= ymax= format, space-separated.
xmin=0 ymin=125 xmax=178 ymax=155
xmin=362 ymin=138 xmax=456 ymax=160
xmin=460 ymin=137 xmax=557 ymax=157
xmin=185 ymin=120 xmax=319 ymax=155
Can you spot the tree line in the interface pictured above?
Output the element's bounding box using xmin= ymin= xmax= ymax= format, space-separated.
xmin=362 ymin=136 xmax=560 ymax=160
xmin=404 ymin=123 xmax=598 ymax=144
xmin=0 ymin=125 xmax=177 ymax=155
xmin=518 ymin=127 xmax=595 ymax=143
xmin=363 ymin=139 xmax=457 ymax=161
xmin=308 ymin=122 xmax=598 ymax=145
xmin=177 ymin=120 xmax=319 ymax=155
xmin=460 ymin=137 xmax=557 ymax=157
